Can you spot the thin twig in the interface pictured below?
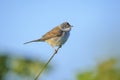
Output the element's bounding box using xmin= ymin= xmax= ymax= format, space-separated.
xmin=34 ymin=47 xmax=61 ymax=80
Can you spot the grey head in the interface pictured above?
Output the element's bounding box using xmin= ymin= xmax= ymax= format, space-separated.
xmin=59 ymin=22 xmax=72 ymax=31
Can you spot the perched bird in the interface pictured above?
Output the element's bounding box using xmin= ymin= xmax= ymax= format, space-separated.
xmin=24 ymin=22 xmax=72 ymax=51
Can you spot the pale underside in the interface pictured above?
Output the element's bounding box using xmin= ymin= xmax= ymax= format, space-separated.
xmin=45 ymin=31 xmax=70 ymax=48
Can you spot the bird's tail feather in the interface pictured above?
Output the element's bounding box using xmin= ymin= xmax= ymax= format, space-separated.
xmin=24 ymin=39 xmax=42 ymax=44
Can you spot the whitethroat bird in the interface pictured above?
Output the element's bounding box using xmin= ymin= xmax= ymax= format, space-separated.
xmin=24 ymin=22 xmax=72 ymax=52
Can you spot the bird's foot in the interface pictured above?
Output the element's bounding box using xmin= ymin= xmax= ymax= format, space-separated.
xmin=54 ymin=49 xmax=58 ymax=54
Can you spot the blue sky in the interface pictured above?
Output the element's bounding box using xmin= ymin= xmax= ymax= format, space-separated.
xmin=0 ymin=0 xmax=120 ymax=80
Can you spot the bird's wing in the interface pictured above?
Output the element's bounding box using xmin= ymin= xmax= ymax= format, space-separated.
xmin=40 ymin=26 xmax=63 ymax=41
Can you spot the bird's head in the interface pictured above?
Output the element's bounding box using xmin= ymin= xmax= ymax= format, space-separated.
xmin=59 ymin=22 xmax=72 ymax=32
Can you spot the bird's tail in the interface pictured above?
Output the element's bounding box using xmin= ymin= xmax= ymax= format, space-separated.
xmin=24 ymin=39 xmax=42 ymax=44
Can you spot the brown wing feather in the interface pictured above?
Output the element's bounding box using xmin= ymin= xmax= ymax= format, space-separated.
xmin=40 ymin=26 xmax=63 ymax=41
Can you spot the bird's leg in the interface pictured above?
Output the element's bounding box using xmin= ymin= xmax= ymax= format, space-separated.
xmin=52 ymin=45 xmax=62 ymax=54
xmin=55 ymin=45 xmax=62 ymax=54
xmin=51 ymin=46 xmax=57 ymax=53
xmin=54 ymin=49 xmax=57 ymax=53
xmin=59 ymin=45 xmax=62 ymax=48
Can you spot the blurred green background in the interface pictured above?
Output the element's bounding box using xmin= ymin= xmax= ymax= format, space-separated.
xmin=0 ymin=52 xmax=51 ymax=80
xmin=76 ymin=58 xmax=120 ymax=80
xmin=0 ymin=52 xmax=120 ymax=80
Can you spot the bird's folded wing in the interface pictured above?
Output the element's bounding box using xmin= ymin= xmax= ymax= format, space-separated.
xmin=40 ymin=26 xmax=63 ymax=41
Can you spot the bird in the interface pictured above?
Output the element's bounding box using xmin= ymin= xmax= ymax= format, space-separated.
xmin=24 ymin=22 xmax=72 ymax=51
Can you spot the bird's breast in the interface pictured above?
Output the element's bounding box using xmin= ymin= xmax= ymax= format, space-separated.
xmin=60 ymin=31 xmax=70 ymax=44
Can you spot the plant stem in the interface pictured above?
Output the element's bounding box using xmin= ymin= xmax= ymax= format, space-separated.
xmin=34 ymin=47 xmax=60 ymax=80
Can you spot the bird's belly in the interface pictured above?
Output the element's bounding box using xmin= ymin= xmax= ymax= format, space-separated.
xmin=45 ymin=32 xmax=70 ymax=47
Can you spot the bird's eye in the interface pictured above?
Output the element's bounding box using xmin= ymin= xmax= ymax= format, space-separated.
xmin=67 ymin=22 xmax=69 ymax=25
